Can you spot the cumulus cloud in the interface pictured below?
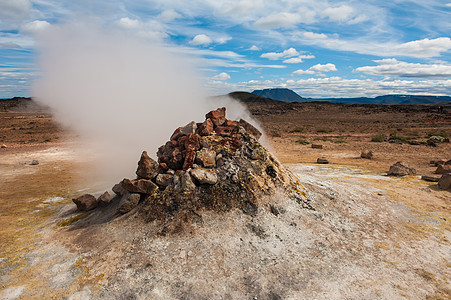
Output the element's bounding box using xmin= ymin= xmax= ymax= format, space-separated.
xmin=293 ymin=63 xmax=337 ymax=75
xmin=158 ymin=9 xmax=182 ymax=22
xmin=302 ymin=32 xmax=328 ymax=39
xmin=283 ymin=55 xmax=315 ymax=64
xmin=117 ymin=17 xmax=140 ymax=29
xmin=261 ymin=48 xmax=299 ymax=60
xmin=189 ymin=34 xmax=212 ymax=46
xmin=21 ymin=20 xmax=51 ymax=35
xmin=255 ymin=12 xmax=301 ymax=29
xmin=249 ymin=45 xmax=260 ymax=51
xmin=394 ymin=37 xmax=451 ymax=58
xmin=355 ymin=58 xmax=451 ymax=78
xmin=212 ymin=72 xmax=231 ymax=80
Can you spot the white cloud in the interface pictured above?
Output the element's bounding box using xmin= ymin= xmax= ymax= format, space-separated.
xmin=446 ymin=3 xmax=451 ymax=7
xmin=321 ymin=5 xmax=353 ymax=22
xmin=212 ymin=72 xmax=231 ymax=80
xmin=293 ymin=63 xmax=337 ymax=75
xmin=0 ymin=0 xmax=30 ymax=20
xmin=254 ymin=12 xmax=301 ymax=29
xmin=249 ymin=45 xmax=260 ymax=51
xmin=355 ymin=58 xmax=451 ymax=78
xmin=216 ymin=36 xmax=232 ymax=44
xmin=283 ymin=55 xmax=315 ymax=64
xmin=21 ymin=20 xmax=51 ymax=35
xmin=158 ymin=9 xmax=182 ymax=22
xmin=394 ymin=37 xmax=451 ymax=58
xmin=261 ymin=48 xmax=299 ymax=60
xmin=189 ymin=34 xmax=212 ymax=46
xmin=117 ymin=17 xmax=140 ymax=29
xmin=302 ymin=32 xmax=327 ymax=39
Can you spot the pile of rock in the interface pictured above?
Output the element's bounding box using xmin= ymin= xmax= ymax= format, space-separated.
xmin=73 ymin=107 xmax=308 ymax=230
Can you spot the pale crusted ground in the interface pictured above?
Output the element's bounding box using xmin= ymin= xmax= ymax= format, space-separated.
xmin=0 ymin=143 xmax=449 ymax=299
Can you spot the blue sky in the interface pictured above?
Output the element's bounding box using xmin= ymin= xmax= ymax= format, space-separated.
xmin=1 ymin=0 xmax=451 ymax=98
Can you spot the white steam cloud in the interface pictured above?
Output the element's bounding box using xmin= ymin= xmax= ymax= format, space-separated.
xmin=32 ymin=23 xmax=261 ymax=184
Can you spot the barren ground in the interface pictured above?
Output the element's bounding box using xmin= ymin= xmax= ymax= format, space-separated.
xmin=0 ymin=100 xmax=449 ymax=299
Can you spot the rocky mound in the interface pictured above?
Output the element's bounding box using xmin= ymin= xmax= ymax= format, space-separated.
xmin=73 ymin=107 xmax=309 ymax=233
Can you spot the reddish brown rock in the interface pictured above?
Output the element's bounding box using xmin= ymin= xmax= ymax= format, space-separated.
xmin=239 ymin=119 xmax=262 ymax=140
xmin=438 ymin=174 xmax=451 ymax=190
xmin=215 ymin=126 xmax=237 ymax=137
xmin=387 ymin=161 xmax=416 ymax=176
xmin=170 ymin=121 xmax=197 ymax=140
xmin=73 ymin=194 xmax=97 ymax=211
xmin=435 ymin=164 xmax=451 ymax=174
xmin=159 ymin=162 xmax=169 ymax=172
xmin=122 ymin=178 xmax=158 ymax=195
xmin=206 ymin=107 xmax=226 ymax=127
xmin=183 ymin=149 xmax=196 ymax=170
xmin=156 ymin=174 xmax=173 ymax=187
xmin=360 ymin=150 xmax=373 ymax=159
xmin=178 ymin=133 xmax=201 ymax=151
xmin=430 ymin=159 xmax=446 ymax=166
xmin=317 ymin=157 xmax=329 ymax=164
xmin=112 ymin=181 xmax=127 ymax=196
xmin=97 ymin=191 xmax=113 ymax=206
xmin=198 ymin=118 xmax=214 ymax=136
xmin=119 ymin=193 xmax=140 ymax=214
xmin=311 ymin=144 xmax=323 ymax=149
xmin=421 ymin=175 xmax=440 ymax=182
xmin=225 ymin=119 xmax=239 ymax=127
xmin=136 ymin=151 xmax=159 ymax=179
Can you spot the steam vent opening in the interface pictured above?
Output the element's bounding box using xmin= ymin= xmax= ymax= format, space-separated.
xmin=73 ymin=107 xmax=310 ymax=234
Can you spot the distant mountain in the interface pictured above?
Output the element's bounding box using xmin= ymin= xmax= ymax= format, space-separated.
xmin=319 ymin=95 xmax=451 ymax=105
xmin=228 ymin=91 xmax=285 ymax=104
xmin=251 ymin=88 xmax=304 ymax=102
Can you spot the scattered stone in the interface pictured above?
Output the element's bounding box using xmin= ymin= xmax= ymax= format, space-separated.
xmin=159 ymin=163 xmax=169 ymax=172
xmin=112 ymin=181 xmax=127 ymax=196
xmin=195 ymin=148 xmax=216 ymax=168
xmin=429 ymin=136 xmax=445 ymax=142
xmin=430 ymin=159 xmax=446 ymax=166
xmin=122 ymin=178 xmax=158 ymax=195
xmin=119 ymin=193 xmax=140 ymax=214
xmin=205 ymin=107 xmax=226 ymax=127
xmin=177 ymin=171 xmax=196 ymax=192
xmin=215 ymin=126 xmax=237 ymax=137
xmin=408 ymin=141 xmax=421 ymax=145
xmin=438 ymin=174 xmax=451 ymax=190
xmin=97 ymin=191 xmax=113 ymax=206
xmin=239 ymin=119 xmax=262 ymax=140
xmin=421 ymin=176 xmax=440 ymax=182
xmin=311 ymin=144 xmax=323 ymax=149
xmin=361 ymin=150 xmax=373 ymax=159
xmin=190 ymin=168 xmax=218 ymax=185
xmin=167 ymin=169 xmax=175 ymax=175
xmin=445 ymin=160 xmax=451 ymax=165
xmin=136 ymin=151 xmax=159 ymax=179
xmin=317 ymin=157 xmax=329 ymax=164
xmin=156 ymin=174 xmax=173 ymax=187
xmin=387 ymin=161 xmax=416 ymax=176
xmin=182 ymin=149 xmax=196 ymax=170
xmin=435 ymin=164 xmax=451 ymax=174
xmin=1 ymin=144 xmax=6 ymax=148
xmin=30 ymin=160 xmax=39 ymax=165
xmin=427 ymin=139 xmax=437 ymax=147
xmin=73 ymin=194 xmax=97 ymax=211
xmin=170 ymin=121 xmax=197 ymax=141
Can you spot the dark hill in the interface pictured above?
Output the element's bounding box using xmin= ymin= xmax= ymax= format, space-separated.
xmin=228 ymin=91 xmax=285 ymax=105
xmin=251 ymin=88 xmax=304 ymax=102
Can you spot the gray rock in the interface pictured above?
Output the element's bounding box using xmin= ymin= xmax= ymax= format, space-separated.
xmin=156 ymin=174 xmax=173 ymax=187
xmin=360 ymin=150 xmax=373 ymax=159
xmin=311 ymin=144 xmax=323 ymax=149
xmin=190 ymin=168 xmax=218 ymax=185
xmin=122 ymin=178 xmax=158 ymax=195
xmin=179 ymin=172 xmax=196 ymax=192
xmin=136 ymin=151 xmax=159 ymax=179
xmin=387 ymin=161 xmax=416 ymax=176
xmin=112 ymin=181 xmax=127 ymax=196
xmin=195 ymin=148 xmax=216 ymax=168
xmin=421 ymin=176 xmax=440 ymax=182
xmin=317 ymin=157 xmax=329 ymax=164
xmin=97 ymin=191 xmax=113 ymax=206
xmin=438 ymin=174 xmax=451 ymax=190
xmin=170 ymin=121 xmax=197 ymax=141
xmin=119 ymin=193 xmax=140 ymax=214
xmin=73 ymin=194 xmax=97 ymax=211
xmin=435 ymin=164 xmax=451 ymax=174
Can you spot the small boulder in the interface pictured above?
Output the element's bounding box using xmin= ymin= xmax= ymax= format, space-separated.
xmin=429 ymin=136 xmax=445 ymax=142
xmin=427 ymin=139 xmax=437 ymax=147
xmin=239 ymin=119 xmax=262 ymax=140
xmin=387 ymin=161 xmax=416 ymax=176
xmin=156 ymin=174 xmax=173 ymax=187
xmin=421 ymin=175 xmax=440 ymax=182
xmin=317 ymin=157 xmax=329 ymax=164
xmin=30 ymin=160 xmax=39 ymax=165
xmin=73 ymin=194 xmax=97 ymax=211
xmin=1 ymin=144 xmax=6 ymax=148
xmin=174 ymin=171 xmax=196 ymax=192
xmin=97 ymin=191 xmax=113 ymax=206
xmin=182 ymin=149 xmax=196 ymax=170
xmin=435 ymin=164 xmax=451 ymax=174
xmin=311 ymin=144 xmax=323 ymax=149
xmin=170 ymin=121 xmax=197 ymax=141
xmin=361 ymin=150 xmax=373 ymax=159
xmin=136 ymin=151 xmax=159 ymax=179
xmin=215 ymin=126 xmax=236 ymax=137
xmin=430 ymin=159 xmax=446 ymax=166
xmin=198 ymin=118 xmax=214 ymax=136
xmin=119 ymin=193 xmax=140 ymax=214
xmin=112 ymin=181 xmax=127 ymax=196
xmin=196 ymin=148 xmax=216 ymax=168
xmin=122 ymin=178 xmax=158 ymax=195
xmin=190 ymin=168 xmax=218 ymax=185
xmin=438 ymin=174 xmax=451 ymax=190
xmin=206 ymin=107 xmax=226 ymax=127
